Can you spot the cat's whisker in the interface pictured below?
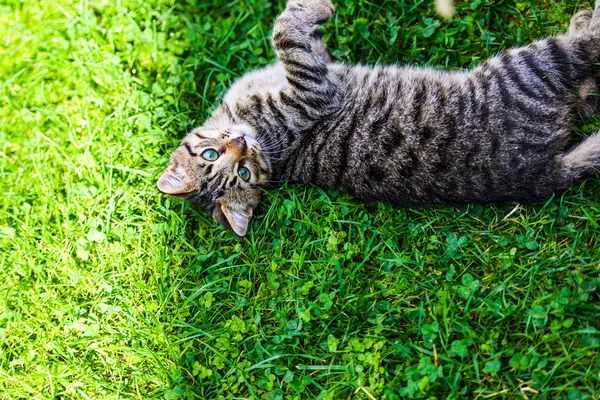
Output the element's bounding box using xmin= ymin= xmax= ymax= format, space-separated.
xmin=257 ymin=133 xmax=288 ymax=150
xmin=259 ymin=144 xmax=289 ymax=152
xmin=210 ymin=120 xmax=225 ymax=136
xmin=260 ymin=145 xmax=292 ymax=155
xmin=261 ymin=149 xmax=290 ymax=157
xmin=258 ymin=127 xmax=289 ymax=142
xmin=258 ymin=138 xmax=289 ymax=152
xmin=264 ymin=156 xmax=287 ymax=163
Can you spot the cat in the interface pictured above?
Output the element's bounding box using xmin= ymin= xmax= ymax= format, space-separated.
xmin=158 ymin=0 xmax=600 ymax=236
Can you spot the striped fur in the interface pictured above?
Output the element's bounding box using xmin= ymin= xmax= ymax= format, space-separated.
xmin=159 ymin=0 xmax=600 ymax=235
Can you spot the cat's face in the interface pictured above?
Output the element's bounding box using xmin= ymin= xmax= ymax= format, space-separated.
xmin=157 ymin=124 xmax=270 ymax=236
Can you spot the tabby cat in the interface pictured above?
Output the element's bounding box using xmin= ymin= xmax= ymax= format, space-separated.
xmin=158 ymin=0 xmax=600 ymax=236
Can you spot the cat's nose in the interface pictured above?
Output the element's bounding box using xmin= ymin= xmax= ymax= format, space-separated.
xmin=227 ymin=136 xmax=248 ymax=159
xmin=232 ymin=136 xmax=247 ymax=149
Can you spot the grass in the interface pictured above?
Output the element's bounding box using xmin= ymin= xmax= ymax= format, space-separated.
xmin=1 ymin=0 xmax=599 ymax=398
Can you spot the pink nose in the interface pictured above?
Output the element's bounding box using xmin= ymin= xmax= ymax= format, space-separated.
xmin=232 ymin=136 xmax=247 ymax=148
xmin=226 ymin=137 xmax=248 ymax=160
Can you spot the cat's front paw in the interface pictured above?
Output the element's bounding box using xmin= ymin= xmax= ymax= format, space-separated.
xmin=287 ymin=0 xmax=334 ymax=24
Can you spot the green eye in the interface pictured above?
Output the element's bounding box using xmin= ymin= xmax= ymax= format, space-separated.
xmin=201 ymin=149 xmax=219 ymax=161
xmin=238 ymin=167 xmax=251 ymax=181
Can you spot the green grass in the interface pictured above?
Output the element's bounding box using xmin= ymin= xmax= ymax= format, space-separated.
xmin=1 ymin=0 xmax=599 ymax=398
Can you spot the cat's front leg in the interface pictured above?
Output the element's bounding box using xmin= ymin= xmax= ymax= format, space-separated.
xmin=272 ymin=0 xmax=339 ymax=116
xmin=284 ymin=0 xmax=335 ymax=24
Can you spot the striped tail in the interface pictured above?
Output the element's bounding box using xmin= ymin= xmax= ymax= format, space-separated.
xmin=561 ymin=131 xmax=600 ymax=183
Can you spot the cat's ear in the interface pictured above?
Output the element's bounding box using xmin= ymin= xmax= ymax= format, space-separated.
xmin=157 ymin=165 xmax=194 ymax=195
xmin=215 ymin=204 xmax=253 ymax=237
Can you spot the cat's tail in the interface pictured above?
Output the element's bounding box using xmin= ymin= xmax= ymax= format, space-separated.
xmin=560 ymin=131 xmax=600 ymax=184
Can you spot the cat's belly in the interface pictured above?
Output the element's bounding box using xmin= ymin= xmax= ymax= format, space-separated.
xmin=282 ymin=78 xmax=571 ymax=205
xmin=278 ymin=43 xmax=596 ymax=205
xmin=286 ymin=123 xmax=565 ymax=206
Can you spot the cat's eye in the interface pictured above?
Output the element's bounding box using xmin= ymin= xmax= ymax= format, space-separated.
xmin=202 ymin=149 xmax=219 ymax=161
xmin=238 ymin=167 xmax=251 ymax=181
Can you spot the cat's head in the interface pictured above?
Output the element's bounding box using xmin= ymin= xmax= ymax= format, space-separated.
xmin=157 ymin=124 xmax=270 ymax=236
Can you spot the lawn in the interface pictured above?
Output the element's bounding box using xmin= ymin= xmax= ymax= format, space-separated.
xmin=1 ymin=0 xmax=599 ymax=398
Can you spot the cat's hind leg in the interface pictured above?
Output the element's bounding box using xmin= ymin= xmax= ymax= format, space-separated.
xmin=569 ymin=10 xmax=592 ymax=36
xmin=589 ymin=0 xmax=600 ymax=33
xmin=559 ymin=129 xmax=600 ymax=185
xmin=568 ymin=8 xmax=598 ymax=116
xmin=576 ymin=77 xmax=598 ymax=118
